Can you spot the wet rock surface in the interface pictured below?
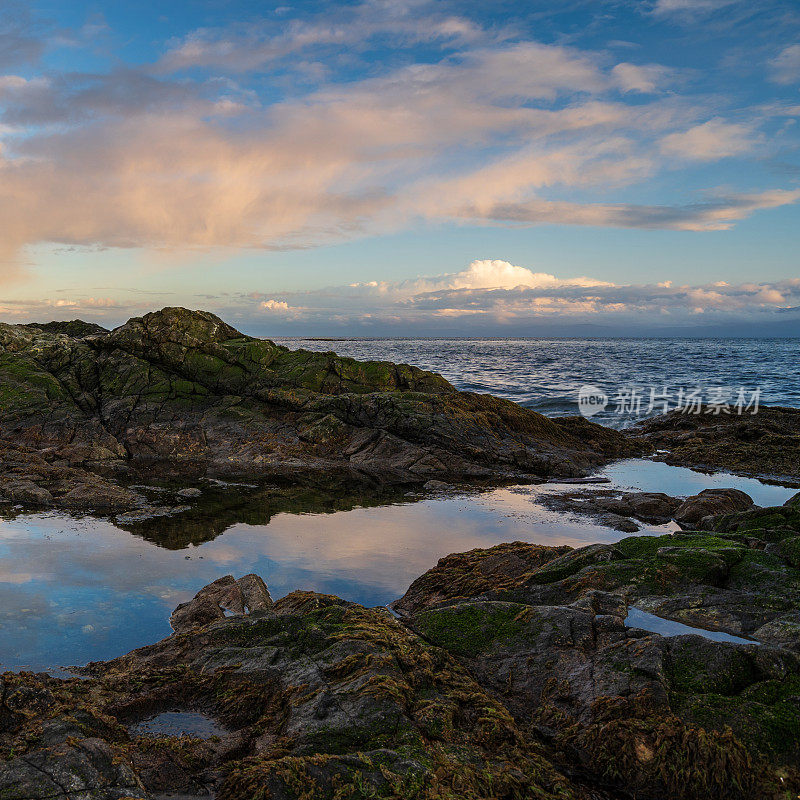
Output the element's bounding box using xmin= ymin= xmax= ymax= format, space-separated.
xmin=537 ymin=485 xmax=760 ymax=535
xmin=631 ymin=405 xmax=800 ymax=480
xmin=537 ymin=488 xmax=682 ymax=531
xmin=3 ymin=495 xmax=799 ymax=800
xmin=0 ymin=307 xmax=642 ymax=513
xmin=673 ymin=487 xmax=754 ymax=525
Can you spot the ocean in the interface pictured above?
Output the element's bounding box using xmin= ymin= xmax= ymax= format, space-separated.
xmin=272 ymin=337 xmax=800 ymax=426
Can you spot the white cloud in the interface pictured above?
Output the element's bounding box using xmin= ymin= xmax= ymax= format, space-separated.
xmin=159 ymin=0 xmax=486 ymax=72
xmin=659 ymin=118 xmax=756 ymax=161
xmin=397 ymin=259 xmax=612 ymax=294
xmin=260 ymin=299 xmax=290 ymax=312
xmin=234 ymin=261 xmax=800 ymax=329
xmin=611 ymin=63 xmax=670 ymax=93
xmin=651 ymin=0 xmax=740 ymax=17
xmin=770 ymin=44 xmax=800 ymax=85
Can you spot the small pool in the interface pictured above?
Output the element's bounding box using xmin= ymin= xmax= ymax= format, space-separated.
xmin=595 ymin=458 xmax=796 ymax=507
xmin=624 ymin=607 xmax=758 ymax=646
xmin=129 ymin=711 xmax=226 ymax=739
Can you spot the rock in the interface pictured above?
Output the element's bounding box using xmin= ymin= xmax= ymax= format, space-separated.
xmin=22 ymin=319 xmax=108 ymax=337
xmin=0 ymin=738 xmax=149 ymax=800
xmin=422 ymin=479 xmax=451 ymax=491
xmin=607 ymin=491 xmax=681 ymax=520
xmin=59 ymin=482 xmax=141 ymax=511
xmin=0 ymin=441 xmax=142 ymax=513
xmin=764 ymin=536 xmax=800 ymax=567
xmin=0 ymin=307 xmax=644 ymax=511
xmin=538 ymin=488 xmax=681 ymax=525
xmin=176 ymin=487 xmax=202 ymax=499
xmin=170 ymin=574 xmax=273 ymax=632
xmin=674 ymin=488 xmax=754 ymax=525
xmin=390 ymin=541 xmax=571 ymax=616
xmin=630 ymin=406 xmax=800 ymax=480
xmin=703 ymin=504 xmax=800 ymax=537
xmin=236 ymin=573 xmax=273 ymax=611
xmin=784 ymin=490 xmax=800 ymax=509
xmin=0 ymin=479 xmax=53 ymax=506
xmin=601 ymin=513 xmax=640 ymax=532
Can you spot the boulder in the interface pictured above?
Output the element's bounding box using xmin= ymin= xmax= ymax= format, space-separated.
xmin=170 ymin=574 xmax=273 ymax=632
xmin=674 ymin=488 xmax=754 ymax=525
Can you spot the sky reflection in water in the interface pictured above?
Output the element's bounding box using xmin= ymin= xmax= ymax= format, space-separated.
xmin=0 ymin=460 xmax=794 ymax=672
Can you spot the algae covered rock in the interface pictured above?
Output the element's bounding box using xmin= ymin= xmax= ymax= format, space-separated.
xmin=0 ymin=307 xmax=642 ymax=511
xmin=396 ymin=531 xmax=800 ymax=800
xmin=2 ymin=544 xmax=799 ymax=800
xmin=631 ymin=405 xmax=800 ymax=480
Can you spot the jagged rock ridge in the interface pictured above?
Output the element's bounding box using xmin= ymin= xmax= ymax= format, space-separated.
xmin=0 ymin=307 xmax=640 ymax=511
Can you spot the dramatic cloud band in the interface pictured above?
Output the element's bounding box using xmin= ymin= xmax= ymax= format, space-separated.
xmin=0 ymin=1 xmax=798 ymax=273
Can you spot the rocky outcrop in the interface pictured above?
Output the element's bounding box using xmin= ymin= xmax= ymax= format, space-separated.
xmin=393 ymin=519 xmax=800 ymax=798
xmin=3 ymin=500 xmax=799 ymax=800
xmin=170 ymin=573 xmax=273 ymax=632
xmin=538 ymin=488 xmax=683 ymax=531
xmin=631 ymin=405 xmax=800 ymax=480
xmin=673 ymin=487 xmax=753 ymax=525
xmin=0 ymin=307 xmax=642 ymax=512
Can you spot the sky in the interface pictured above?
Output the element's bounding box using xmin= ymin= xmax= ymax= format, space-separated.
xmin=0 ymin=0 xmax=799 ymax=336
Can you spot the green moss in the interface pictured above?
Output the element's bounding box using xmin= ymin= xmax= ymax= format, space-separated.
xmin=413 ymin=603 xmax=536 ymax=658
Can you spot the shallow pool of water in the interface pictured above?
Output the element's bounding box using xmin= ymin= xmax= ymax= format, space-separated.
xmin=0 ymin=459 xmax=788 ymax=673
xmin=624 ymin=607 xmax=758 ymax=645
xmin=594 ymin=458 xmax=796 ymax=506
xmin=129 ymin=711 xmax=226 ymax=738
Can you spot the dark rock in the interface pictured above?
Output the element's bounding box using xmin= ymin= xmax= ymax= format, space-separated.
xmin=674 ymin=488 xmax=754 ymax=525
xmin=22 ymin=319 xmax=109 ymax=337
xmin=170 ymin=574 xmax=273 ymax=632
xmin=390 ymin=541 xmax=571 ymax=616
xmin=784 ymin=490 xmax=800 ymax=509
xmin=630 ymin=406 xmax=800 ymax=480
xmin=601 ymin=513 xmax=640 ymax=532
xmin=0 ymin=307 xmax=643 ymax=511
xmin=538 ymin=488 xmax=681 ymax=526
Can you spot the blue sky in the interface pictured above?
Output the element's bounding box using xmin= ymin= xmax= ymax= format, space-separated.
xmin=0 ymin=0 xmax=799 ymax=335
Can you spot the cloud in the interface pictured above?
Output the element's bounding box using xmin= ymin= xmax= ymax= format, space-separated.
xmin=158 ymin=0 xmax=487 ymax=72
xmin=0 ymin=6 xmax=46 ymax=69
xmin=5 ymin=262 xmax=800 ymax=334
xmin=455 ymin=189 xmax=800 ymax=231
xmin=611 ymin=63 xmax=671 ymax=93
xmin=0 ymin=41 xmax=667 ymax=261
xmin=230 ymin=260 xmax=800 ymax=330
xmin=260 ymin=299 xmax=290 ymax=312
xmin=659 ymin=118 xmax=757 ymax=161
xmin=770 ymin=44 xmax=800 ymax=85
xmin=651 ymin=0 xmax=741 ymax=17
xmin=408 ymin=259 xmax=611 ymax=292
xmin=0 ymin=7 xmax=794 ymax=276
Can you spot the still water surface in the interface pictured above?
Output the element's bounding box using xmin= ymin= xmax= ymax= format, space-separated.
xmin=0 ymin=460 xmax=793 ymax=673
